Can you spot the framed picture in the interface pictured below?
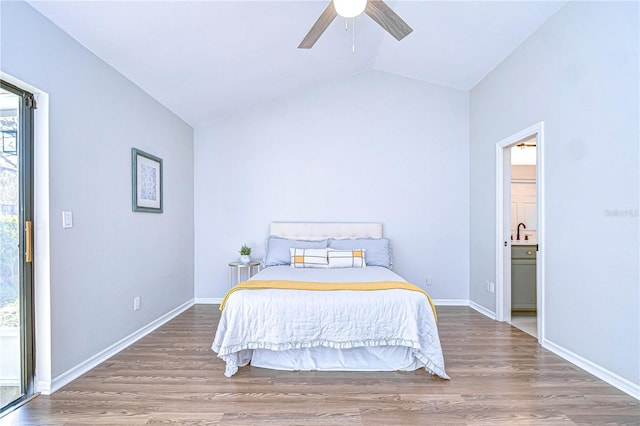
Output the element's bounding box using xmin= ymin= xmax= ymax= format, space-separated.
xmin=132 ymin=148 xmax=163 ymax=213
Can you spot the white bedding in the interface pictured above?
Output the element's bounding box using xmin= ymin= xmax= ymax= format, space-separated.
xmin=211 ymin=266 xmax=448 ymax=379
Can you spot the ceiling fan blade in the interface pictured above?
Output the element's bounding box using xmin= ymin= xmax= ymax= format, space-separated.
xmin=365 ymin=0 xmax=413 ymax=41
xmin=298 ymin=1 xmax=338 ymax=49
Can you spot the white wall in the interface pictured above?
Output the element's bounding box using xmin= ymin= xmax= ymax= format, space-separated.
xmin=1 ymin=2 xmax=194 ymax=379
xmin=195 ymin=70 xmax=469 ymax=302
xmin=470 ymin=1 xmax=639 ymax=387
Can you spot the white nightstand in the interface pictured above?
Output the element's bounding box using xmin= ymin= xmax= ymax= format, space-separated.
xmin=228 ymin=261 xmax=261 ymax=287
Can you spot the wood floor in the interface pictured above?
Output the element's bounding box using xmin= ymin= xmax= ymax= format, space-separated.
xmin=3 ymin=305 xmax=639 ymax=425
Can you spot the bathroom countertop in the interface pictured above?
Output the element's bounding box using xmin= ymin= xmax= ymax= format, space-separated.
xmin=511 ymin=241 xmax=536 ymax=246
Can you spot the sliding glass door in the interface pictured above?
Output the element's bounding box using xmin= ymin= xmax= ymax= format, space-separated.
xmin=0 ymin=81 xmax=34 ymax=413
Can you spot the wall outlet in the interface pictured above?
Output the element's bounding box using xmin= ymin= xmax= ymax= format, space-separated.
xmin=426 ymin=276 xmax=433 ymax=286
xmin=133 ymin=296 xmax=141 ymax=311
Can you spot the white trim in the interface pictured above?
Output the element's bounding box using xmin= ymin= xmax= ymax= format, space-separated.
xmin=36 ymin=379 xmax=50 ymax=395
xmin=33 ymin=90 xmax=51 ymax=399
xmin=495 ymin=144 xmax=505 ymax=322
xmin=543 ymin=338 xmax=640 ymax=400
xmin=195 ymin=298 xmax=223 ymax=304
xmin=469 ymin=301 xmax=497 ymax=320
xmin=432 ymin=299 xmax=468 ymax=306
xmin=0 ymin=72 xmax=53 ymax=401
xmin=495 ymin=122 xmax=545 ymax=344
xmin=535 ymin=124 xmax=546 ymax=344
xmin=495 ymin=144 xmax=511 ymax=322
xmin=40 ymin=299 xmax=194 ymax=395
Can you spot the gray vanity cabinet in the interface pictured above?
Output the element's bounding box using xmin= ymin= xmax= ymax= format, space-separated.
xmin=511 ymin=245 xmax=536 ymax=312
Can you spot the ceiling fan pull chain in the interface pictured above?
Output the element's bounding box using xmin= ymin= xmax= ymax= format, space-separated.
xmin=352 ymin=18 xmax=356 ymax=53
xmin=345 ymin=18 xmax=348 ymax=31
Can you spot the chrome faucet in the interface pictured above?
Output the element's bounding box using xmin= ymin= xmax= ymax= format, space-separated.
xmin=517 ymin=222 xmax=526 ymax=240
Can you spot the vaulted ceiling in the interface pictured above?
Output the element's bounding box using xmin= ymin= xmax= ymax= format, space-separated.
xmin=27 ymin=1 xmax=567 ymax=126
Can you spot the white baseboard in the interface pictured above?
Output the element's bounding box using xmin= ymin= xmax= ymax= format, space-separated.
xmin=195 ymin=298 xmax=222 ymax=304
xmin=36 ymin=380 xmax=50 ymax=395
xmin=543 ymin=338 xmax=640 ymax=400
xmin=432 ymin=299 xmax=468 ymax=306
xmin=43 ymin=299 xmax=195 ymax=395
xmin=468 ymin=300 xmax=497 ymax=320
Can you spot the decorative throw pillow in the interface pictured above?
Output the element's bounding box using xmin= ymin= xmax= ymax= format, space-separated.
xmin=263 ymin=237 xmax=328 ymax=267
xmin=327 ymin=249 xmax=366 ymax=268
xmin=328 ymin=238 xmax=392 ymax=269
xmin=290 ymin=248 xmax=329 ymax=268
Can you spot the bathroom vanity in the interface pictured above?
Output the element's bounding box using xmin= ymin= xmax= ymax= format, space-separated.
xmin=511 ymin=244 xmax=536 ymax=312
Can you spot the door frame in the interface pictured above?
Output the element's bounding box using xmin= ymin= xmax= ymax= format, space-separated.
xmin=495 ymin=122 xmax=545 ymax=343
xmin=0 ymin=80 xmax=35 ymax=413
xmin=2 ymin=70 xmax=52 ymax=397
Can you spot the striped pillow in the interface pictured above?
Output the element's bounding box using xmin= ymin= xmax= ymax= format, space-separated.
xmin=327 ymin=249 xmax=366 ymax=268
xmin=289 ymin=248 xmax=329 ymax=268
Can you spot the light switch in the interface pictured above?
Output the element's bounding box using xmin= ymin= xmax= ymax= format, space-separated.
xmin=62 ymin=211 xmax=73 ymax=229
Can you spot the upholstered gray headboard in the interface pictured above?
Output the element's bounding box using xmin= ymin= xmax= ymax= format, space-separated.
xmin=269 ymin=222 xmax=383 ymax=240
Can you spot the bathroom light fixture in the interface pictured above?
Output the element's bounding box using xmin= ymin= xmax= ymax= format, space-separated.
xmin=334 ymin=0 xmax=367 ymax=18
xmin=517 ymin=142 xmax=537 ymax=150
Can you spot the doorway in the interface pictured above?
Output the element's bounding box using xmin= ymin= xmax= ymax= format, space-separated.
xmin=0 ymin=80 xmax=35 ymax=414
xmin=495 ymin=122 xmax=545 ymax=343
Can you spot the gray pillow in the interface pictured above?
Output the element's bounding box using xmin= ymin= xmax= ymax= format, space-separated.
xmin=328 ymin=238 xmax=392 ymax=269
xmin=264 ymin=237 xmax=328 ymax=267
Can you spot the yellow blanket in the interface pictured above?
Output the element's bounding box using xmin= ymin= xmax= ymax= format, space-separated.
xmin=219 ymin=280 xmax=437 ymax=321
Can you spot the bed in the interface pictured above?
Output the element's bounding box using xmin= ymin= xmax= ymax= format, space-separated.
xmin=211 ymin=222 xmax=448 ymax=379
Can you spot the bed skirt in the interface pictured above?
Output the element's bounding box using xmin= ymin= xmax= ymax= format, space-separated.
xmin=250 ymin=345 xmax=423 ymax=372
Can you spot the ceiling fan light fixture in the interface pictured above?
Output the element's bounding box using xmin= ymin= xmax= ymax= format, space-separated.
xmin=334 ymin=0 xmax=367 ymax=18
xmin=298 ymin=0 xmax=412 ymax=49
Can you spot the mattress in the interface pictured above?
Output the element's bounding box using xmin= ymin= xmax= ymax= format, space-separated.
xmin=212 ymin=265 xmax=448 ymax=379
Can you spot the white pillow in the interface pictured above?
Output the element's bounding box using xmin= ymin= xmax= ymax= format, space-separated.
xmin=289 ymin=248 xmax=329 ymax=268
xmin=327 ymin=249 xmax=366 ymax=269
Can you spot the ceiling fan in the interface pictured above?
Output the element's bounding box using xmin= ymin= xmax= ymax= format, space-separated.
xmin=298 ymin=0 xmax=413 ymax=49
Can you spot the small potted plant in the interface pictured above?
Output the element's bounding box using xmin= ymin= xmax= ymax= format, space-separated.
xmin=239 ymin=244 xmax=251 ymax=264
